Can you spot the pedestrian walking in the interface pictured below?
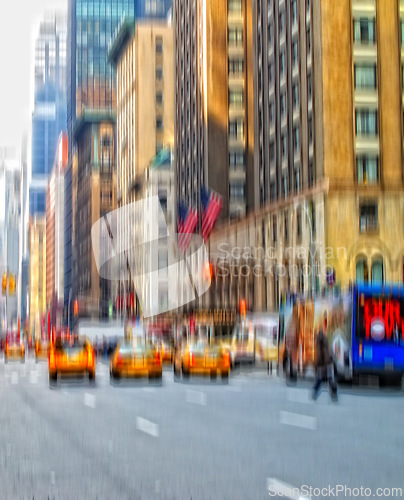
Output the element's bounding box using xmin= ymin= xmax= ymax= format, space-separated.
xmin=312 ymin=326 xmax=338 ymax=401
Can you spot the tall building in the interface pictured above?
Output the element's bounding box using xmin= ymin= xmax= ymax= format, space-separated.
xmin=174 ymin=0 xmax=255 ymax=221
xmin=0 ymin=148 xmax=21 ymax=329
xmin=18 ymin=135 xmax=29 ymax=323
xmin=46 ymin=133 xmax=68 ymax=314
xmin=30 ymin=12 xmax=67 ymax=216
xmin=72 ymin=111 xmax=117 ymax=318
xmin=29 ymin=216 xmax=46 ymax=336
xmin=65 ymin=0 xmax=173 ymax=312
xmin=209 ymin=0 xmax=404 ymax=312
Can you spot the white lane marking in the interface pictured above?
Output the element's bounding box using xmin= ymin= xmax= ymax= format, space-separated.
xmin=287 ymin=389 xmax=312 ymax=405
xmin=267 ymin=477 xmax=311 ymax=500
xmin=50 ymin=471 xmax=55 ymax=485
xmin=136 ymin=417 xmax=159 ymax=437
xmin=11 ymin=372 xmax=18 ymax=385
xmin=225 ymin=385 xmax=242 ymax=392
xmin=186 ymin=389 xmax=207 ymax=406
xmin=84 ymin=393 xmax=96 ymax=409
xmin=279 ymin=411 xmax=317 ymax=430
xmin=30 ymin=372 xmax=38 ymax=384
xmin=142 ymin=387 xmax=156 ymax=393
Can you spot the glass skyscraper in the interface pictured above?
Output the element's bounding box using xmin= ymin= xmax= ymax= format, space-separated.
xmin=30 ymin=12 xmax=67 ymax=216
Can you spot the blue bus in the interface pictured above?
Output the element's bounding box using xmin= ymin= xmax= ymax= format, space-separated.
xmin=349 ymin=283 xmax=404 ymax=384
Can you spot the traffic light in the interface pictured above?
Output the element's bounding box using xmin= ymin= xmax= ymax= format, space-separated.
xmin=109 ymin=301 xmax=113 ymax=318
xmin=8 ymin=274 xmax=15 ymax=296
xmin=240 ymin=299 xmax=246 ymax=317
xmin=2 ymin=274 xmax=7 ymax=295
xmin=73 ymin=300 xmax=79 ymax=317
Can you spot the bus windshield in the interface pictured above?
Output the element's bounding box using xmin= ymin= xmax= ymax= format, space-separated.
xmin=356 ymin=292 xmax=404 ymax=344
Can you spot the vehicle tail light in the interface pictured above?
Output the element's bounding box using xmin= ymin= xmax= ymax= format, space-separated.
xmin=5 ymin=341 xmax=9 ymax=354
xmin=117 ymin=354 xmax=123 ymax=366
xmin=88 ymin=349 xmax=94 ymax=367
xmin=49 ymin=350 xmax=56 ymax=370
xmin=155 ymin=351 xmax=161 ymax=365
xmin=189 ymin=352 xmax=194 ymax=367
xmin=223 ymin=352 xmax=230 ymax=368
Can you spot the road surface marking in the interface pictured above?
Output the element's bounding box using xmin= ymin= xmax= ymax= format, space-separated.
xmin=287 ymin=389 xmax=312 ymax=405
xmin=186 ymin=389 xmax=207 ymax=406
xmin=279 ymin=411 xmax=317 ymax=430
xmin=267 ymin=477 xmax=311 ymax=500
xmin=136 ymin=417 xmax=159 ymax=437
xmin=84 ymin=393 xmax=96 ymax=409
xmin=225 ymin=385 xmax=242 ymax=392
xmin=142 ymin=387 xmax=156 ymax=393
xmin=11 ymin=372 xmax=18 ymax=385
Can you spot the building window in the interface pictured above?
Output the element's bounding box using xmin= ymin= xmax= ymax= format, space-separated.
xmin=229 ymin=89 xmax=244 ymax=107
xmin=229 ymin=58 xmax=244 ymax=75
xmin=280 ymin=11 xmax=285 ymax=34
xmin=228 ymin=0 xmax=242 ymax=13
xmin=156 ymin=92 xmax=163 ymax=105
xmin=296 ymin=208 xmax=302 ymax=241
xmin=294 ymin=168 xmax=300 ymax=192
xmin=293 ymin=83 xmax=299 ymax=109
xmin=272 ymin=214 xmax=277 ymax=242
xmin=371 ymin=258 xmax=384 ymax=284
xmin=357 ymin=156 xmax=379 ymax=184
xmin=310 ymin=201 xmax=316 ymax=238
xmin=356 ymin=257 xmax=369 ymax=283
xmin=229 ymin=182 xmax=245 ymax=200
xmin=308 ymin=117 xmax=313 ymax=144
xmin=307 ymin=74 xmax=312 ymax=100
xmin=282 ymin=176 xmax=288 ymax=198
xmin=229 ymin=119 xmax=244 ymax=140
xmin=155 ymin=38 xmax=163 ymax=54
xmin=284 ymin=211 xmax=289 ymax=241
xmin=354 ymin=64 xmax=377 ymax=89
xmin=155 ymin=67 xmax=163 ymax=80
xmin=308 ymin=161 xmax=314 ymax=186
xmin=269 ymin=102 xmax=274 ymax=125
xmin=268 ymin=23 xmax=273 ymax=44
xmin=270 ymin=181 xmax=276 ymax=200
xmin=156 ymin=142 xmax=164 ymax=154
xmin=293 ymin=127 xmax=300 ymax=151
xmin=268 ymin=62 xmax=274 ymax=84
xmin=359 ymin=202 xmax=378 ymax=233
xmin=281 ymin=93 xmax=286 ymax=117
xmin=281 ymin=135 xmax=287 ymax=158
xmin=293 ymin=41 xmax=298 ymax=67
xmin=228 ymin=27 xmax=243 ymax=45
xmin=353 ymin=18 xmax=376 ymax=44
xmin=307 ymin=27 xmax=311 ymax=55
xmin=292 ymin=0 xmax=298 ymax=25
xmin=156 ymin=118 xmax=164 ymax=131
xmin=355 ymin=109 xmax=378 ymax=135
xmin=280 ymin=50 xmax=286 ymax=76
xmin=229 ymin=150 xmax=245 ymax=168
xmin=270 ymin=141 xmax=275 ymax=161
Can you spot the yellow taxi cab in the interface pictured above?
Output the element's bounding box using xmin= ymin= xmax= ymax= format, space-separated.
xmin=5 ymin=336 xmax=25 ymax=363
xmin=160 ymin=340 xmax=173 ymax=364
xmin=49 ymin=335 xmax=95 ymax=385
xmin=35 ymin=339 xmax=50 ymax=362
xmin=110 ymin=339 xmax=162 ymax=382
xmin=173 ymin=337 xmax=230 ymax=382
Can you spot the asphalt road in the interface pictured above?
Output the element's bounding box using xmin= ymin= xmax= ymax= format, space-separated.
xmin=0 ymin=357 xmax=403 ymax=500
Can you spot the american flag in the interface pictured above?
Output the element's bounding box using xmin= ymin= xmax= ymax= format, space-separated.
xmin=177 ymin=199 xmax=198 ymax=253
xmin=200 ymin=186 xmax=222 ymax=242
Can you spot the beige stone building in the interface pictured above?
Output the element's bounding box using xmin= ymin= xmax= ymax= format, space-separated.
xmin=208 ymin=0 xmax=404 ymax=312
xmin=29 ymin=216 xmax=46 ymax=336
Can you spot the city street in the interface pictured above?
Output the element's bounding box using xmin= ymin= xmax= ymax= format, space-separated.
xmin=0 ymin=358 xmax=403 ymax=499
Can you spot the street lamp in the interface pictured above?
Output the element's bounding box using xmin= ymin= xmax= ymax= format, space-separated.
xmin=294 ymin=197 xmax=316 ymax=299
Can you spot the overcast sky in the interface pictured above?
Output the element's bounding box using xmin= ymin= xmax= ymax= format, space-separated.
xmin=0 ymin=0 xmax=66 ymax=151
